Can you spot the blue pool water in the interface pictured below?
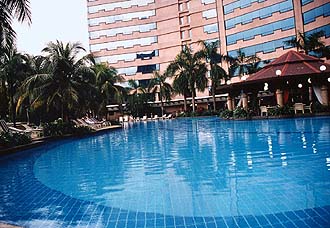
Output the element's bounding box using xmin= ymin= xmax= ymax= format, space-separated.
xmin=0 ymin=117 xmax=330 ymax=227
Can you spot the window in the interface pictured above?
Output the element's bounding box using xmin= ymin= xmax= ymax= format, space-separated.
xmin=301 ymin=0 xmax=313 ymax=6
xmin=224 ymin=0 xmax=266 ymax=14
xmin=137 ymin=50 xmax=159 ymax=60
xmin=226 ymin=18 xmax=295 ymax=45
xmin=179 ymin=3 xmax=183 ymax=11
xmin=88 ymin=10 xmax=156 ymax=26
xmin=90 ymin=36 xmax=158 ymax=52
xmin=180 ymin=17 xmax=184 ymax=25
xmin=137 ymin=64 xmax=159 ymax=74
xmin=189 ymin=30 xmax=192 ymax=38
xmin=187 ymin=2 xmax=190 ymax=10
xmin=202 ymin=9 xmax=217 ymax=19
xmin=188 ymin=15 xmax=191 ymax=23
xmin=204 ymin=23 xmax=218 ymax=34
xmin=201 ymin=0 xmax=215 ymax=5
xmin=305 ymin=24 xmax=330 ymax=38
xmin=88 ymin=0 xmax=155 ymax=14
xmin=228 ymin=36 xmax=295 ymax=57
xmin=181 ymin=31 xmax=185 ymax=39
xmin=303 ymin=3 xmax=330 ymax=25
xmin=225 ymin=0 xmax=293 ymax=29
xmin=89 ymin=23 xmax=157 ymax=39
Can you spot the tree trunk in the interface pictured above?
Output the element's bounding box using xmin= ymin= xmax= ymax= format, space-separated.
xmin=159 ymin=84 xmax=164 ymax=116
xmin=192 ymin=89 xmax=196 ymax=113
xmin=212 ymin=86 xmax=216 ymax=112
xmin=183 ymin=95 xmax=187 ymax=112
xmin=9 ymin=84 xmax=16 ymax=127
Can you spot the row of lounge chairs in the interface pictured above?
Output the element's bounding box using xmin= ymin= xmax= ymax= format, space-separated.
xmin=0 ymin=119 xmax=43 ymax=138
xmin=119 ymin=114 xmax=173 ymax=123
xmin=72 ymin=117 xmax=111 ymax=130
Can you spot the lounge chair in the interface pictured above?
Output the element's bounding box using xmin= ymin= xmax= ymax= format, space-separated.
xmin=142 ymin=116 xmax=147 ymax=121
xmin=164 ymin=114 xmax=172 ymax=119
xmin=153 ymin=115 xmax=159 ymax=120
xmin=119 ymin=116 xmax=123 ymax=123
xmin=0 ymin=120 xmax=34 ymax=136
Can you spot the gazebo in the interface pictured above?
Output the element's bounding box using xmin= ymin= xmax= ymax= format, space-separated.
xmin=219 ymin=50 xmax=330 ymax=112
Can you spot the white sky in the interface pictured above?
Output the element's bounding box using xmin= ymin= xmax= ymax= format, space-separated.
xmin=13 ymin=0 xmax=90 ymax=56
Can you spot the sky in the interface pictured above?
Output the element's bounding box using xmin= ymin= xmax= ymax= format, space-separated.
xmin=13 ymin=0 xmax=90 ymax=56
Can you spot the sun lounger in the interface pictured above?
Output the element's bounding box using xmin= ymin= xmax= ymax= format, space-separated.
xmin=142 ymin=116 xmax=147 ymax=121
xmin=0 ymin=120 xmax=34 ymax=136
xmin=153 ymin=115 xmax=159 ymax=120
xmin=164 ymin=114 xmax=172 ymax=119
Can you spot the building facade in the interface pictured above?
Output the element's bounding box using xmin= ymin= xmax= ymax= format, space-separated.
xmin=87 ymin=0 xmax=330 ymax=92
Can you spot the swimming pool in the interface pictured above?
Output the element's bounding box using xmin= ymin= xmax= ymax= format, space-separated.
xmin=0 ymin=117 xmax=329 ymax=227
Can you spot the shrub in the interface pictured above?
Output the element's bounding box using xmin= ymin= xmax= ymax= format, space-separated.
xmin=268 ymin=105 xmax=293 ymax=116
xmin=312 ymin=102 xmax=330 ymax=113
xmin=219 ymin=109 xmax=233 ymax=119
xmin=43 ymin=119 xmax=93 ymax=137
xmin=233 ymin=106 xmax=249 ymax=119
xmin=0 ymin=132 xmax=32 ymax=148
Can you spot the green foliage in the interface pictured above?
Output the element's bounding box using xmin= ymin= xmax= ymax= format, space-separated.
xmin=0 ymin=132 xmax=31 ymax=148
xmin=43 ymin=119 xmax=93 ymax=137
xmin=233 ymin=106 xmax=250 ymax=119
xmin=219 ymin=109 xmax=233 ymax=119
xmin=312 ymin=103 xmax=330 ymax=113
xmin=268 ymin=105 xmax=293 ymax=116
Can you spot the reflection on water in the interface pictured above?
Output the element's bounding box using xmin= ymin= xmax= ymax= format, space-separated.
xmin=34 ymin=117 xmax=330 ymax=217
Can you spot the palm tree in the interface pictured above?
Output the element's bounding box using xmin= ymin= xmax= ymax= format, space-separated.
xmin=284 ymin=30 xmax=330 ymax=58
xmin=18 ymin=40 xmax=94 ymax=121
xmin=148 ymin=70 xmax=172 ymax=116
xmin=0 ymin=0 xmax=31 ymax=49
xmin=93 ymin=63 xmax=125 ymax=116
xmin=127 ymin=79 xmax=148 ymax=117
xmin=196 ymin=40 xmax=229 ymax=111
xmin=172 ymin=71 xmax=190 ymax=112
xmin=0 ymin=45 xmax=29 ymax=125
xmin=229 ymin=49 xmax=261 ymax=77
xmin=168 ymin=46 xmax=207 ymax=112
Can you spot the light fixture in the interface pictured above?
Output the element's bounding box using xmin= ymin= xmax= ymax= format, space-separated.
xmin=328 ymin=77 xmax=330 ymax=83
xmin=264 ymin=82 xmax=269 ymax=91
xmin=298 ymin=83 xmax=303 ymax=88
xmin=308 ymin=78 xmax=311 ymax=84
xmin=320 ymin=65 xmax=326 ymax=72
xmin=276 ymin=69 xmax=282 ymax=76
xmin=226 ymin=80 xmax=231 ymax=85
xmin=286 ymin=81 xmax=289 ymax=84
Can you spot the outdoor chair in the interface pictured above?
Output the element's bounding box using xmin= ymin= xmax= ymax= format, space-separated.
xmin=260 ymin=106 xmax=268 ymax=116
xmin=293 ymin=103 xmax=311 ymax=114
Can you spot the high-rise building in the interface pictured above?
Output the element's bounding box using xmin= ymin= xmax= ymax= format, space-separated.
xmin=87 ymin=0 xmax=329 ymax=89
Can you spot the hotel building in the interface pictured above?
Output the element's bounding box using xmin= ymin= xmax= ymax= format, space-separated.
xmin=87 ymin=0 xmax=330 ymax=99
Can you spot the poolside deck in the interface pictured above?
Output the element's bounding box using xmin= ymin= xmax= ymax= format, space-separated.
xmin=0 ymin=223 xmax=21 ymax=228
xmin=0 ymin=125 xmax=122 ymax=156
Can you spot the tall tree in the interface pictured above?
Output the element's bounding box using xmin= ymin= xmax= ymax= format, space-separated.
xmin=229 ymin=49 xmax=261 ymax=77
xmin=93 ymin=63 xmax=125 ymax=116
xmin=0 ymin=0 xmax=31 ymax=49
xmin=0 ymin=46 xmax=29 ymax=125
xmin=18 ymin=41 xmax=94 ymax=121
xmin=284 ymin=30 xmax=330 ymax=58
xmin=168 ymin=46 xmax=207 ymax=112
xmin=196 ymin=40 xmax=229 ymax=111
xmin=148 ymin=70 xmax=172 ymax=116
xmin=127 ymin=79 xmax=149 ymax=117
